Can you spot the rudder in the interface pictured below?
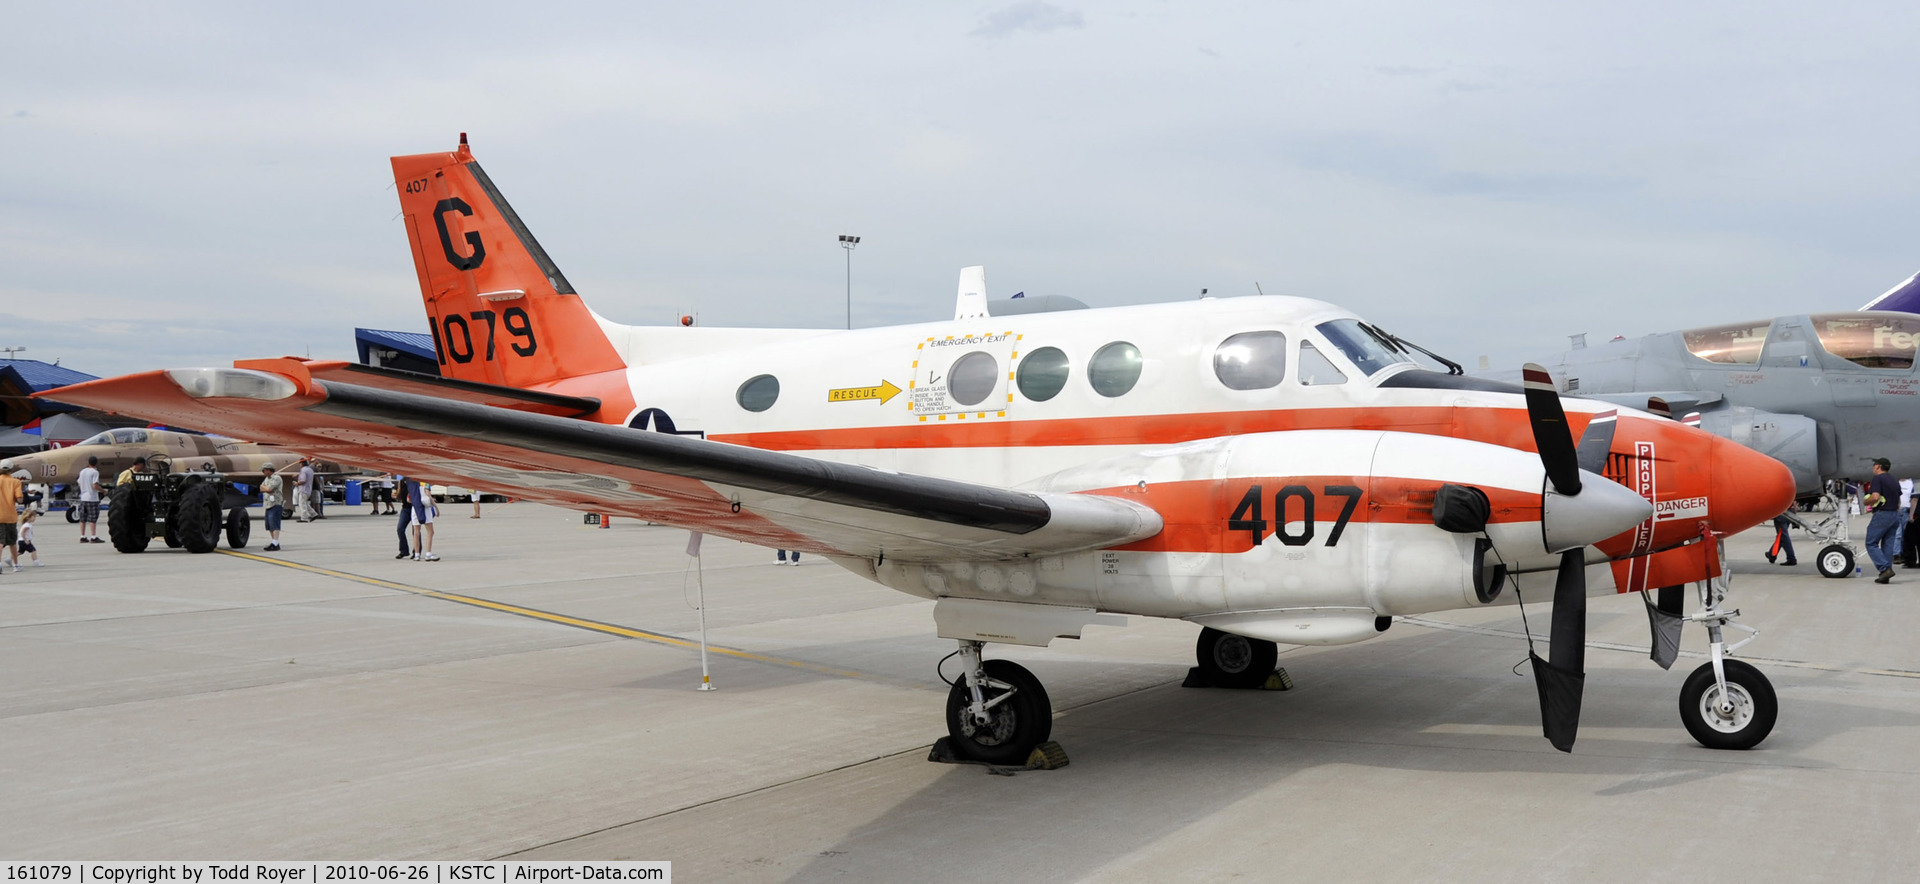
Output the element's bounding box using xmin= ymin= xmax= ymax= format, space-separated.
xmin=391 ymin=135 xmax=626 ymax=389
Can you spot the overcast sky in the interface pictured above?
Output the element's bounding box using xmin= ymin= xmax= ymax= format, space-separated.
xmin=4 ymin=2 xmax=1917 ymax=378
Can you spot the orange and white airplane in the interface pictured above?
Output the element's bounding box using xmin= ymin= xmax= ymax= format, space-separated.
xmin=47 ymin=136 xmax=1798 ymax=762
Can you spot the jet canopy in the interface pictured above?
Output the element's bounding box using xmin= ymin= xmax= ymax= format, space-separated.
xmin=1680 ymin=311 xmax=1920 ymax=370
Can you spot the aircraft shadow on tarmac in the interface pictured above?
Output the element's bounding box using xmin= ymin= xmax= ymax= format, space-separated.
xmin=775 ymin=628 xmax=1920 ymax=881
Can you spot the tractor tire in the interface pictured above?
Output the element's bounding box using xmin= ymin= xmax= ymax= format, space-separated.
xmin=178 ymin=483 xmax=224 ymax=554
xmin=225 ymin=506 xmax=251 ymax=549
xmin=107 ymin=484 xmax=149 ymax=553
xmin=164 ymin=513 xmax=183 ymax=548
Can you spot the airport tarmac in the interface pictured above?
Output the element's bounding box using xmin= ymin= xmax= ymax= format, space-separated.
xmin=4 ymin=502 xmax=1919 ymax=880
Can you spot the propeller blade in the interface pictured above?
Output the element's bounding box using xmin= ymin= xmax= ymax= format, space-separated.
xmin=1574 ymin=409 xmax=1616 ymax=476
xmin=1531 ymin=547 xmax=1587 ymax=752
xmin=1522 ymin=364 xmax=1582 ymax=496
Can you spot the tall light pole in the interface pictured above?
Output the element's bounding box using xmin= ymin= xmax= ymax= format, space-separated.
xmin=839 ymin=235 xmax=860 ymax=329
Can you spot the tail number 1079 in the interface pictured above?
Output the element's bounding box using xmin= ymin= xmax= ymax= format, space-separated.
xmin=1226 ymin=483 xmax=1364 ymax=547
xmin=435 ymin=307 xmax=538 ymax=364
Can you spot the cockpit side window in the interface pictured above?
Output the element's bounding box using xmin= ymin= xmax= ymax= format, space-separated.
xmin=1809 ymin=313 xmax=1920 ymax=370
xmin=1298 ymin=341 xmax=1349 ymax=386
xmin=1315 ymin=319 xmax=1413 ymax=377
xmin=1212 ymin=331 xmax=1288 ymax=390
xmin=1681 ymin=320 xmax=1770 ymax=364
xmin=110 ymin=429 xmax=148 ymax=444
xmin=80 ymin=432 xmax=112 ymax=446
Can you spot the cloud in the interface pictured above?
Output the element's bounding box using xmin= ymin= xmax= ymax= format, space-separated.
xmin=970 ymin=2 xmax=1085 ymax=39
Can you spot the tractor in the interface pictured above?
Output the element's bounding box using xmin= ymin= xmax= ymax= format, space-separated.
xmin=106 ymin=459 xmax=251 ymax=553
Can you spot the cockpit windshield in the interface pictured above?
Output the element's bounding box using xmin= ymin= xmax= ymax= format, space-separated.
xmin=1682 ymin=320 xmax=1770 ymax=364
xmin=78 ymin=432 xmax=113 ymax=446
xmin=1810 ymin=312 xmax=1920 ymax=370
xmin=1316 ymin=319 xmax=1414 ymax=378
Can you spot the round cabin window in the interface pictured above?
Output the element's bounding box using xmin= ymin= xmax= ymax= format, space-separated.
xmin=948 ymin=351 xmax=1000 ymax=407
xmin=1016 ymin=346 xmax=1070 ymax=401
xmin=736 ymin=374 xmax=780 ymax=412
xmin=1088 ymin=342 xmax=1143 ymax=398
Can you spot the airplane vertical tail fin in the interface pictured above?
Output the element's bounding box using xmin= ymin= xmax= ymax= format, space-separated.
xmin=390 ymin=135 xmax=626 ymax=389
xmin=1862 ymin=270 xmax=1920 ymax=313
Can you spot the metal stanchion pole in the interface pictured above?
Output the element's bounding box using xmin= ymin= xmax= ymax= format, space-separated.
xmin=688 ymin=531 xmax=714 ymax=691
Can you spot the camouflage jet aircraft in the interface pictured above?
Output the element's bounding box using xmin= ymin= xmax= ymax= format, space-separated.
xmin=0 ymin=427 xmax=346 ymax=498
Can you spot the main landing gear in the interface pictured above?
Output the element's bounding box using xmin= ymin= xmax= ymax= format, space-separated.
xmin=1193 ymin=627 xmax=1281 ymax=689
xmin=942 ymin=641 xmax=1056 ymax=766
xmin=1669 ymin=564 xmax=1778 ymax=750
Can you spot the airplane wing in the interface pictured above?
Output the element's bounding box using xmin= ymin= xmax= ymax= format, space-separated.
xmin=1583 ymin=391 xmax=1723 ymax=416
xmin=41 ymin=362 xmax=1162 ymax=561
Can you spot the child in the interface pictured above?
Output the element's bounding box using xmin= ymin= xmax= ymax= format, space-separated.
xmin=14 ymin=509 xmax=41 ymax=569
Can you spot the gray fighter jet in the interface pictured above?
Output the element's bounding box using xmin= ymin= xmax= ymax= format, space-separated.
xmin=1500 ymin=303 xmax=1920 ymax=577
xmin=1512 ymin=310 xmax=1920 ymax=494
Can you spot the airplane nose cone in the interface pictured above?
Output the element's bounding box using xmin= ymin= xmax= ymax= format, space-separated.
xmin=1709 ymin=434 xmax=1798 ymax=535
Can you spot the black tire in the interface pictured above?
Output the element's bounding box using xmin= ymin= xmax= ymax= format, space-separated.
xmin=1679 ymin=659 xmax=1777 ymax=750
xmin=1196 ymin=627 xmax=1279 ymax=689
xmin=163 ymin=512 xmax=183 ymax=548
xmin=225 ymin=507 xmax=250 ymax=549
xmin=177 ymin=483 xmax=223 ymax=554
xmin=107 ymin=484 xmax=149 ymax=553
xmin=1816 ymin=544 xmax=1854 ymax=579
xmin=65 ymin=507 xmax=78 ymax=524
xmin=944 ymin=659 xmax=1053 ymax=765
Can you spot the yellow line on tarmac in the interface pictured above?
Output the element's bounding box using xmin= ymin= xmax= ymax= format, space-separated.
xmin=216 ymin=549 xmax=869 ymax=681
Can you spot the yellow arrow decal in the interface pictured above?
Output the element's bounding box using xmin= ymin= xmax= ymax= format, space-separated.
xmin=828 ymin=380 xmax=902 ymax=405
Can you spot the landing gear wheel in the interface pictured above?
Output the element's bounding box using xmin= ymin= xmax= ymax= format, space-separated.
xmin=107 ymin=485 xmax=149 ymax=553
xmin=177 ymin=483 xmax=223 ymax=554
xmin=66 ymin=507 xmax=79 ymax=524
xmin=1679 ymin=659 xmax=1777 ymax=750
xmin=1195 ymin=627 xmax=1279 ymax=689
xmin=944 ymin=659 xmax=1052 ymax=765
xmin=1816 ymin=544 xmax=1854 ymax=579
xmin=225 ymin=507 xmax=250 ymax=549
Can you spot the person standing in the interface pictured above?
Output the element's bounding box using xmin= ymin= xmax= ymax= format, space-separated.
xmin=259 ymin=464 xmax=285 ymax=552
xmin=395 ymin=475 xmax=417 ymax=560
xmin=294 ymin=459 xmax=316 ymax=523
xmin=1766 ymin=512 xmax=1797 ymax=566
xmin=1865 ymin=458 xmax=1902 ymax=584
xmin=1898 ymin=477 xmax=1914 ymax=563
xmin=408 ymin=480 xmax=438 ymax=561
xmin=0 ymin=468 xmax=21 ymax=572
xmin=76 ymin=455 xmax=104 ymax=543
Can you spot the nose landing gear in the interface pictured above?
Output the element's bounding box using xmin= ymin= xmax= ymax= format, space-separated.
xmin=1673 ymin=560 xmax=1777 ymax=749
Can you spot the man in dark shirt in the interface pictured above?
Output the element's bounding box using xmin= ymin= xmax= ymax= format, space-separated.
xmin=1866 ymin=458 xmax=1902 ymax=583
